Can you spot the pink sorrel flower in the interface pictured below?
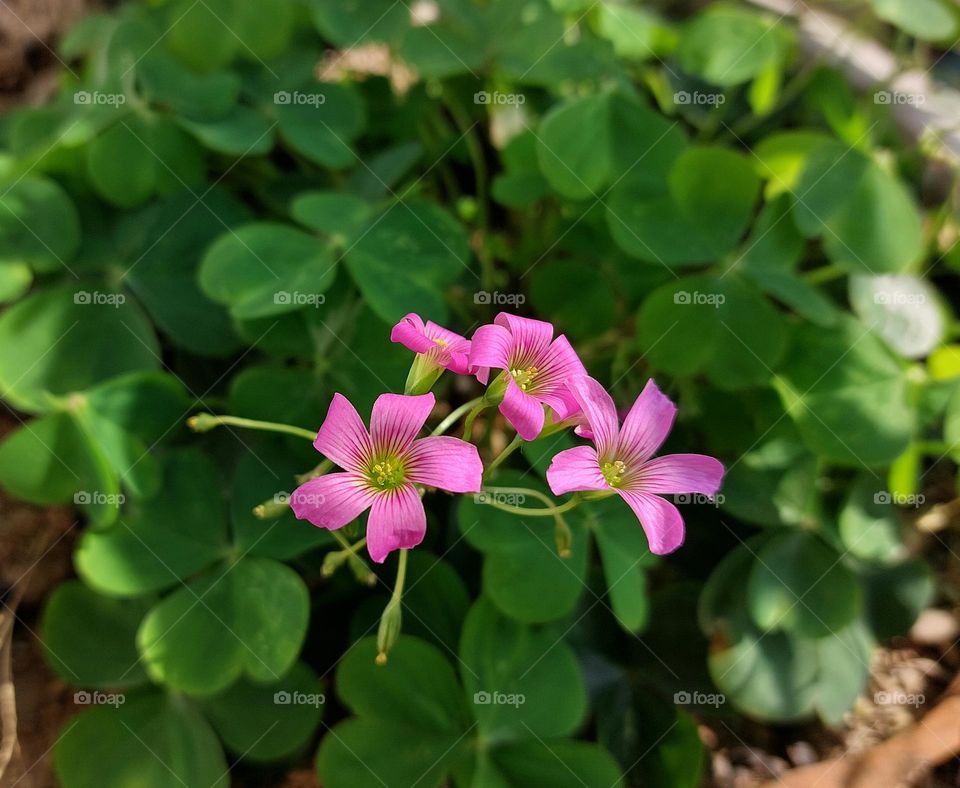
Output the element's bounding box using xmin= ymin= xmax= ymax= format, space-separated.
xmin=290 ymin=391 xmax=483 ymax=563
xmin=391 ymin=313 xmax=471 ymax=375
xmin=546 ymin=376 xmax=724 ymax=555
xmin=469 ymin=313 xmax=586 ymax=440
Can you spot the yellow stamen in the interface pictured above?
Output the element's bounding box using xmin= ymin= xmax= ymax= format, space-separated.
xmin=509 ymin=366 xmax=539 ymax=392
xmin=601 ymin=460 xmax=627 ymax=488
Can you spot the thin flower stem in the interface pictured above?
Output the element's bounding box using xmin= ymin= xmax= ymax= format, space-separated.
xmin=329 ymin=531 xmax=375 ymax=586
xmin=802 ymin=263 xmax=847 ymax=285
xmin=480 ymin=486 xmax=581 ymax=517
xmin=295 ymin=459 xmax=334 ymax=484
xmin=485 ymin=434 xmax=524 ymax=476
xmin=188 ymin=413 xmax=317 ymax=441
xmin=431 ymin=397 xmax=483 ymax=437
xmin=376 ymin=549 xmax=408 ymax=664
xmin=461 ymin=401 xmax=489 ymax=440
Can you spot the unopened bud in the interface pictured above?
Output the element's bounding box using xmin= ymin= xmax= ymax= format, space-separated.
xmin=187 ymin=413 xmax=220 ymax=432
xmin=376 ymin=597 xmax=402 ymax=665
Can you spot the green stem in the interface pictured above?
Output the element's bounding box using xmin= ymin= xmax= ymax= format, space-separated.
xmin=802 ymin=263 xmax=847 ymax=286
xmin=485 ymin=434 xmax=523 ymax=476
xmin=462 ymin=401 xmax=489 ymax=440
xmin=481 ymin=486 xmax=580 ymax=517
xmin=329 ymin=531 xmax=376 ymax=586
xmin=296 ymin=459 xmax=334 ymax=484
xmin=917 ymin=440 xmax=950 ymax=455
xmin=432 ymin=397 xmax=483 ymax=437
xmin=376 ymin=549 xmax=408 ymax=664
xmin=188 ymin=413 xmax=316 ymax=441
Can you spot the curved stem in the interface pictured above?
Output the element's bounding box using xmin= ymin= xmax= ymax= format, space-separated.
xmin=188 ymin=413 xmax=316 ymax=442
xmin=802 ymin=262 xmax=846 ymax=285
xmin=481 ymin=486 xmax=580 ymax=517
xmin=431 ymin=397 xmax=483 ymax=437
xmin=461 ymin=401 xmax=489 ymax=440
xmin=376 ymin=549 xmax=408 ymax=664
xmin=485 ymin=434 xmax=523 ymax=477
xmin=329 ymin=531 xmax=375 ymax=586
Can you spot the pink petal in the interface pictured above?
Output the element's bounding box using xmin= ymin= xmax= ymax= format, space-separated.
xmin=495 ymin=313 xmax=553 ymax=365
xmin=290 ymin=472 xmax=375 ymax=530
xmin=569 ymin=376 xmax=619 ymax=458
xmin=617 ymin=490 xmax=685 ymax=555
xmin=618 ymin=379 xmax=677 ymax=465
xmin=469 ymin=323 xmax=513 ymax=369
xmin=446 ymin=349 xmax=472 ymax=375
xmin=366 ymin=484 xmax=427 ymax=564
xmin=314 ymin=393 xmax=373 ymax=472
xmin=635 ymin=454 xmax=725 ymax=496
xmin=370 ymin=392 xmax=435 ymax=456
xmin=390 ymin=313 xmax=435 ymax=354
xmin=406 ymin=436 xmax=483 ymax=492
xmin=546 ymin=445 xmax=608 ymax=496
xmin=500 ymin=378 xmax=545 ymax=440
xmin=536 ymin=335 xmax=587 ymax=420
xmin=424 ymin=322 xmax=473 ymax=373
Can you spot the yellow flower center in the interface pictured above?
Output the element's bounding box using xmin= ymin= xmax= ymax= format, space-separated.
xmin=433 ymin=337 xmax=448 ymax=348
xmin=509 ymin=366 xmax=539 ymax=392
xmin=368 ymin=457 xmax=407 ymax=491
xmin=601 ymin=460 xmax=627 ymax=488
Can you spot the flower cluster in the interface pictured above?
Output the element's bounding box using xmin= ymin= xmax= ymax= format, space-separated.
xmin=291 ymin=312 xmax=724 ymax=563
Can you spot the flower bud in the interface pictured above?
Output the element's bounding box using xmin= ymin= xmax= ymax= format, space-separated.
xmin=403 ymin=355 xmax=444 ymax=395
xmin=376 ymin=597 xmax=403 ymax=665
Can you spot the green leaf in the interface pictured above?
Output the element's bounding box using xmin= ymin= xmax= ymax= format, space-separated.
xmin=677 ymin=6 xmax=791 ymax=87
xmin=54 ymin=693 xmax=228 ymax=788
xmin=458 ymin=472 xmax=589 ymax=623
xmin=793 ymin=142 xmax=923 ymax=274
xmin=137 ymin=557 xmax=309 ymax=694
xmin=747 ymin=531 xmax=861 ymax=638
xmin=753 ymin=130 xmax=833 ymax=198
xmin=291 ymin=190 xmax=371 ymax=240
xmin=402 ymin=551 xmax=471 ymax=654
xmin=165 ymin=0 xmax=240 ymax=71
xmin=871 ymin=0 xmax=958 ymax=41
xmin=849 ymin=274 xmax=944 ymax=359
xmin=460 ymin=598 xmax=586 ymax=740
xmin=529 ymin=260 xmax=617 ymax=341
xmin=636 ymin=275 xmax=787 ymax=389
xmin=838 ymin=476 xmax=905 ymax=563
xmin=203 ymin=661 xmax=323 ymax=762
xmin=608 ymin=146 xmax=759 ymax=264
xmin=308 ymin=0 xmax=409 ymax=45
xmin=276 ymin=82 xmax=365 ymax=168
xmin=0 ymin=176 xmax=80 ymax=272
xmin=861 ymin=559 xmax=934 ymax=640
xmin=75 ymin=449 xmax=229 ymax=597
xmin=138 ymin=52 xmax=241 ymax=120
xmin=814 ymin=620 xmax=872 ymax=724
xmin=586 ymin=498 xmax=652 ymax=632
xmin=41 ymin=580 xmax=150 ymax=688
xmin=773 ymin=315 xmax=914 ymax=465
xmin=591 ymin=3 xmax=674 ymax=61
xmin=345 ymin=200 xmax=471 ymax=324
xmin=199 ymin=222 xmax=336 ymax=319
xmin=178 ymin=106 xmax=275 ymax=156
xmin=486 ymin=740 xmax=624 ymax=787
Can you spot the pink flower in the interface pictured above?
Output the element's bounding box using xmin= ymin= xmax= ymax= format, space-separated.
xmin=546 ymin=376 xmax=724 ymax=555
xmin=390 ymin=313 xmax=471 ymax=375
xmin=469 ymin=313 xmax=586 ymax=440
xmin=290 ymin=391 xmax=483 ymax=563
